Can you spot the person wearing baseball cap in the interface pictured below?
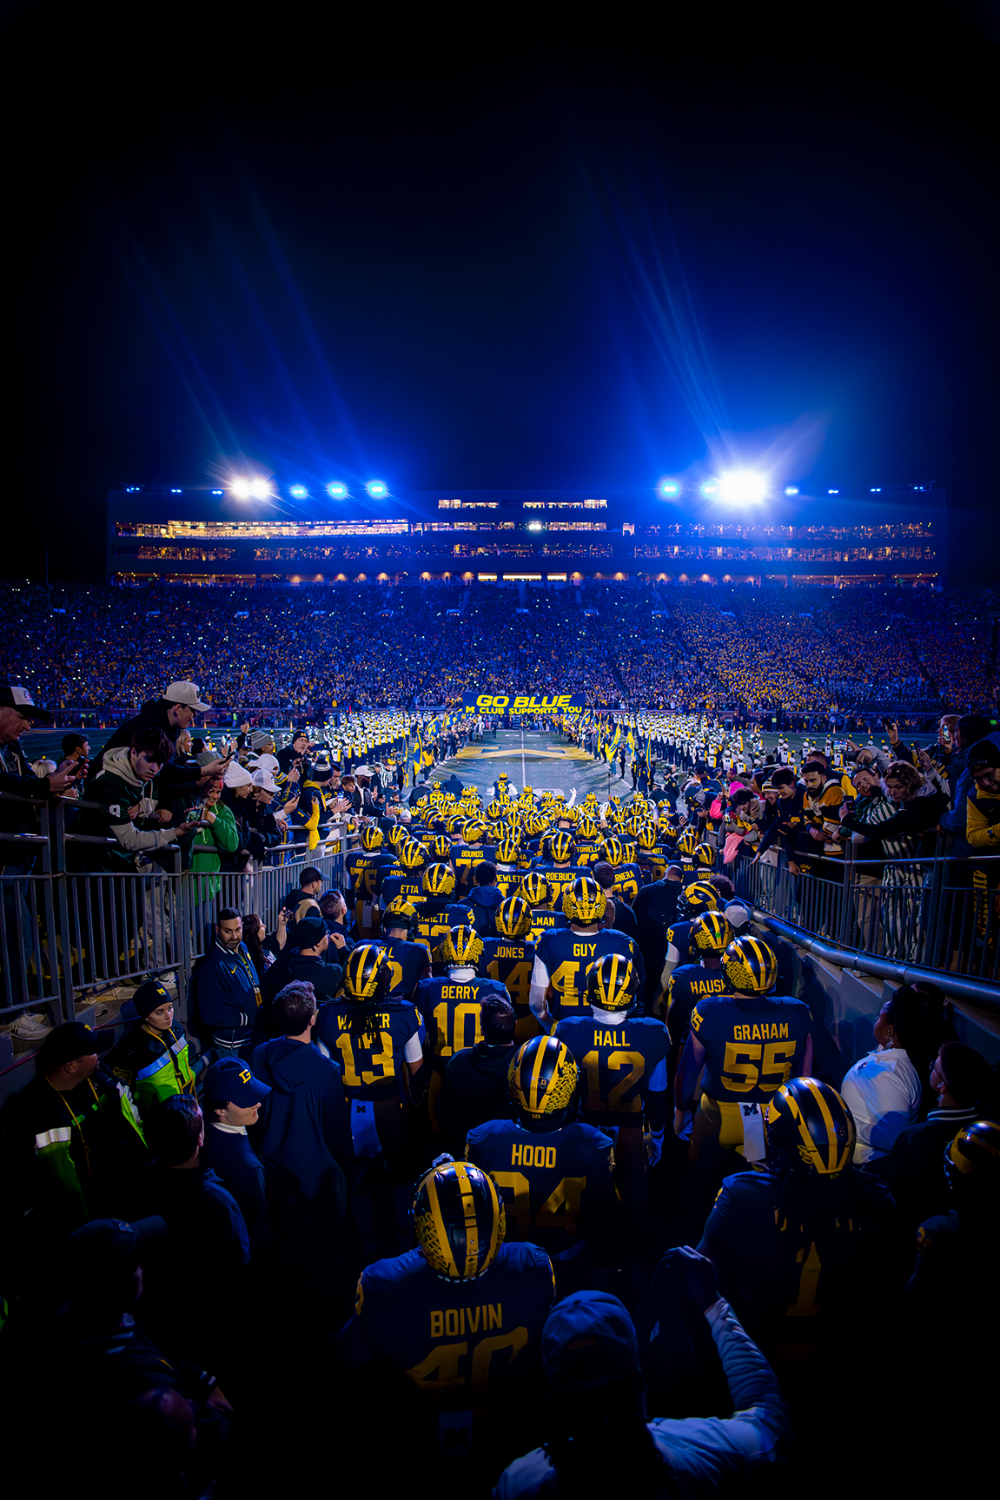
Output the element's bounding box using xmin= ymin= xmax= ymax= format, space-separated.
xmin=199 ymin=1058 xmax=271 ymax=1242
xmin=105 ymin=980 xmax=196 ymax=1115
xmin=0 ymin=1021 xmax=147 ymax=1235
xmin=284 ymin=915 xmax=343 ymax=1003
xmin=91 ymin=679 xmax=224 ymax=799
xmin=495 ymin=1250 xmax=789 ymax=1498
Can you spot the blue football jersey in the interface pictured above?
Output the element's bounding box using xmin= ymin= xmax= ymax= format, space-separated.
xmin=465 ymin=1117 xmax=615 ymax=1257
xmin=380 ymin=873 xmax=426 ymax=908
xmin=665 ymin=962 xmax=728 ymax=1047
xmin=479 ymin=936 xmax=537 ymax=1034
xmin=316 ymin=998 xmax=422 ymax=1099
xmin=414 ymin=974 xmax=509 ymax=1065
xmin=690 ymin=994 xmax=812 ymax=1104
xmin=610 ymin=861 xmax=644 ymax=906
xmin=377 ymin=935 xmax=430 ymax=1000
xmin=697 ymin=1166 xmax=894 ymax=1349
xmin=534 ymin=928 xmax=646 ymax=1021
xmin=345 ymin=851 xmax=395 ymax=898
xmin=351 ymin=1241 xmax=555 ymax=1408
xmin=554 ymin=1013 xmax=670 ymax=1131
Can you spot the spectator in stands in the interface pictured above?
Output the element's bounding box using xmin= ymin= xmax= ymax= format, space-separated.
xmin=889 ymin=1041 xmax=993 ymax=1228
xmin=938 ymin=714 xmax=996 ymax=851
xmin=840 ymin=993 xmax=927 ymax=1168
xmin=72 ymin=727 xmax=189 ymax=873
xmin=436 ymin=994 xmax=516 ymax=1155
xmin=964 ymin=739 xmax=1000 ymax=851
xmin=97 ymin=680 xmax=222 ymax=798
xmin=219 ymin=760 xmax=255 ymax=872
xmin=186 ymin=761 xmax=238 ymax=901
xmin=199 ymin=1056 xmax=271 ymax=1244
xmin=193 ymin=909 xmax=260 ymax=1057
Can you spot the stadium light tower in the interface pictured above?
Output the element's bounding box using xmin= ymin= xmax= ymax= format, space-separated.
xmin=366 ymin=480 xmax=388 ymax=498
xmin=716 ymin=471 xmax=767 ymax=503
xmin=657 ymin=479 xmax=681 ymax=498
xmin=327 ymin=482 xmax=349 ymax=498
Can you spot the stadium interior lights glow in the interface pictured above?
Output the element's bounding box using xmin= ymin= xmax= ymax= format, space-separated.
xmin=716 ymin=470 xmax=768 ymax=504
xmin=658 ymin=480 xmax=681 ymax=497
xmin=366 ymin=480 xmax=388 ymax=498
xmin=327 ymin=482 xmax=348 ymax=498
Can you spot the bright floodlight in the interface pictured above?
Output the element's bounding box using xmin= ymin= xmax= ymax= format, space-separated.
xmin=327 ymin=482 xmax=348 ymax=498
xmin=249 ymin=479 xmax=271 ymax=499
xmin=230 ymin=479 xmax=252 ymax=499
xmin=366 ymin=480 xmax=388 ymax=498
xmin=289 ymin=484 xmax=308 ymax=498
xmin=700 ymin=481 xmax=717 ymax=496
xmin=717 ymin=471 xmax=767 ymax=503
xmin=658 ymin=480 xmax=681 ymax=497
xmin=784 ymin=485 xmax=799 ymax=496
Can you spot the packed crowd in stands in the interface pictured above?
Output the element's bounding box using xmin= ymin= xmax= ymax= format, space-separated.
xmin=0 ymin=579 xmax=996 ymax=720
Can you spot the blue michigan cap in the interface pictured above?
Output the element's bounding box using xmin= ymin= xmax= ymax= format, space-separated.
xmin=541 ymin=1291 xmax=640 ymax=1390
xmin=202 ymin=1057 xmax=271 ymax=1106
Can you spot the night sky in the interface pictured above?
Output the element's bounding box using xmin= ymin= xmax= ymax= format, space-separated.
xmin=4 ymin=4 xmax=997 ymax=583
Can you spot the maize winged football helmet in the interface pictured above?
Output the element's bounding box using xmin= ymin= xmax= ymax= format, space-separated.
xmin=765 ymin=1078 xmax=855 ymax=1176
xmin=586 ymin=952 xmax=637 ymax=1014
xmin=342 ymin=943 xmax=394 ymax=1005
xmin=438 ymin=924 xmax=484 ymax=968
xmin=494 ymin=895 xmax=533 ymax=939
xmin=722 ymin=934 xmax=778 ymax=994
xmin=412 ymin=1162 xmax=505 ymax=1282
xmin=508 ymin=1035 xmax=578 ymax=1131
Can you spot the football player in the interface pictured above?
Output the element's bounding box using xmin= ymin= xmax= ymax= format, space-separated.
xmin=465 ymin=1035 xmax=616 ymax=1277
xmin=479 ymin=895 xmax=541 ymax=1042
xmin=316 ymin=943 xmax=426 ymax=1159
xmin=601 ymin=836 xmax=644 ymax=908
xmin=414 ymin=926 xmax=508 ymax=1129
xmin=680 ymin=936 xmax=813 ymax=1163
xmin=664 ymin=909 xmax=732 ymax=1042
xmin=378 ymin=898 xmax=432 ymax=1000
xmin=554 ymin=953 xmax=670 ymax=1197
xmin=529 ymin=876 xmax=606 ymax=1026
xmin=339 ymin=1162 xmax=555 ymax=1452
xmin=378 ymin=840 xmax=428 ymax=910
xmin=452 ymin=819 xmax=496 ymax=896
xmin=519 ymin=872 xmax=565 ymax=945
xmin=657 ymin=879 xmax=722 ymax=998
xmin=697 ymin=1078 xmax=894 ymax=1357
xmin=344 ymin=825 xmax=396 ymax=935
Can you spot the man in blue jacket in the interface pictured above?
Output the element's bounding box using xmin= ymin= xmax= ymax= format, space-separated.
xmin=250 ymin=981 xmax=352 ymax=1238
xmin=193 ymin=909 xmax=260 ymax=1058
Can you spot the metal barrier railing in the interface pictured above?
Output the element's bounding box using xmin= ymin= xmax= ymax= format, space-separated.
xmin=0 ymin=791 xmax=348 ymax=1036
xmin=728 ymin=843 xmax=1000 ymax=981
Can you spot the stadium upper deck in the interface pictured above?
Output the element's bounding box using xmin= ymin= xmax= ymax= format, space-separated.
xmin=106 ymin=483 xmax=947 ymax=588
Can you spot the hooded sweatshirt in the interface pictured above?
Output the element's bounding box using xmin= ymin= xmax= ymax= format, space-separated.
xmin=72 ymin=744 xmax=180 ymax=872
xmin=249 ymin=1036 xmax=351 ymax=1210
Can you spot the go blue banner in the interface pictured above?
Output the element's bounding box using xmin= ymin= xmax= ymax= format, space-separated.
xmin=461 ymin=693 xmax=586 ymax=715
